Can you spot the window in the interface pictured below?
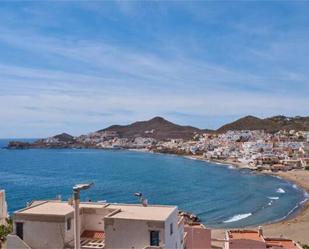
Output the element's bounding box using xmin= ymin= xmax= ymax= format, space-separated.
xmin=67 ymin=218 xmax=72 ymax=231
xmin=150 ymin=231 xmax=160 ymax=246
xmin=16 ymin=222 xmax=23 ymax=239
xmin=170 ymin=223 xmax=173 ymax=235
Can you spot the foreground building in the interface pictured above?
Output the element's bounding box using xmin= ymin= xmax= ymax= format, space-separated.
xmin=12 ymin=200 xmax=186 ymax=249
xmin=224 ymin=228 xmax=302 ymax=249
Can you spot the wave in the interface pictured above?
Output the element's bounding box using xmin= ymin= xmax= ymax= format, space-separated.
xmin=223 ymin=213 xmax=252 ymax=223
xmin=214 ymin=162 xmax=225 ymax=165
xmin=268 ymin=196 xmax=279 ymax=200
xmin=276 ymin=188 xmax=286 ymax=194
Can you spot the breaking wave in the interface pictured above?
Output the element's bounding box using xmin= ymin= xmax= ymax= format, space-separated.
xmin=268 ymin=196 xmax=279 ymax=200
xmin=276 ymin=188 xmax=286 ymax=194
xmin=223 ymin=213 xmax=252 ymax=223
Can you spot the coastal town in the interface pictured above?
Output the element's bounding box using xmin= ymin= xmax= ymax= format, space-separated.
xmin=4 ymin=117 xmax=309 ymax=248
xmin=157 ymin=129 xmax=309 ymax=172
xmin=9 ymin=127 xmax=309 ymax=173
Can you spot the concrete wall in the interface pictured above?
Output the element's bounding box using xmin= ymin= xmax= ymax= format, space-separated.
xmin=17 ymin=220 xmax=66 ymax=249
xmin=104 ymin=218 xmax=165 ymax=249
xmin=64 ymin=215 xmax=74 ymax=244
xmin=7 ymin=235 xmax=31 ymax=249
xmin=81 ymin=208 xmax=112 ymax=232
xmin=164 ymin=209 xmax=183 ymax=249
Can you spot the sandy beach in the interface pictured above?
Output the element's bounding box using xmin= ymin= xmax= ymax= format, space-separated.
xmin=211 ymin=169 xmax=309 ymax=247
xmin=184 ymin=155 xmax=309 ymax=246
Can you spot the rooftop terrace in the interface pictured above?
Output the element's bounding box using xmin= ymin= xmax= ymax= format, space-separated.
xmin=15 ymin=200 xmax=177 ymax=221
xmin=228 ymin=230 xmax=264 ymax=242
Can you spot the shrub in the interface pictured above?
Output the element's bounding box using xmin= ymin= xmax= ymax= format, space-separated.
xmin=0 ymin=218 xmax=13 ymax=249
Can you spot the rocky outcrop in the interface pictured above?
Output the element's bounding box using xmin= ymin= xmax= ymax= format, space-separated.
xmin=7 ymin=141 xmax=32 ymax=149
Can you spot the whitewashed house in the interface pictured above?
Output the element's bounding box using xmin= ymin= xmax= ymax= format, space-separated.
xmin=12 ymin=200 xmax=186 ymax=249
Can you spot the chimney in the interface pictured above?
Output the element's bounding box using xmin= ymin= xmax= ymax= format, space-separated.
xmin=258 ymin=226 xmax=263 ymax=237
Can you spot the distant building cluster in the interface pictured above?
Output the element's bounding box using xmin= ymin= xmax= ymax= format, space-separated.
xmin=174 ymin=130 xmax=309 ymax=172
xmin=61 ymin=129 xmax=309 ymax=172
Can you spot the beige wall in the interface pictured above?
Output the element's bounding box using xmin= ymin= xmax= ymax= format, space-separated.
xmin=105 ymin=218 xmax=165 ymax=249
xmin=81 ymin=208 xmax=112 ymax=232
xmin=64 ymin=215 xmax=74 ymax=244
xmin=164 ymin=209 xmax=184 ymax=249
xmin=18 ymin=220 xmax=66 ymax=249
xmin=7 ymin=235 xmax=31 ymax=249
xmin=104 ymin=208 xmax=183 ymax=249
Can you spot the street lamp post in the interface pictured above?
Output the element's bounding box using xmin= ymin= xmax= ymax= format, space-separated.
xmin=73 ymin=183 xmax=94 ymax=249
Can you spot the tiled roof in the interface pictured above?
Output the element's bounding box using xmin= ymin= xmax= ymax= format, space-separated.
xmin=81 ymin=230 xmax=105 ymax=240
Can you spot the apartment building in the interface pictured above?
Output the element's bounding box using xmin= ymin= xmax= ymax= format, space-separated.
xmin=12 ymin=200 xmax=185 ymax=249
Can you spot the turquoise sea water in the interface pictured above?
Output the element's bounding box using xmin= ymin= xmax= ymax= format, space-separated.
xmin=0 ymin=139 xmax=307 ymax=228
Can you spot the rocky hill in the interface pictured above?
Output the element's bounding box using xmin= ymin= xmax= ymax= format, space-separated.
xmin=217 ymin=115 xmax=309 ymax=133
xmin=99 ymin=116 xmax=206 ymax=140
xmin=6 ymin=115 xmax=309 ymax=149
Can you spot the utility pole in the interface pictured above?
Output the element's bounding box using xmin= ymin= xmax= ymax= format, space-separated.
xmin=73 ymin=183 xmax=93 ymax=249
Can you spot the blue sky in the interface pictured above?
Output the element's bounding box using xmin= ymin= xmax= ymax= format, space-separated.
xmin=0 ymin=1 xmax=308 ymax=138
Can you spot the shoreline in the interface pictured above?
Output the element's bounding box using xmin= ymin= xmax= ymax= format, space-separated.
xmin=189 ymin=154 xmax=309 ymax=245
xmin=132 ymin=149 xmax=309 ymax=243
xmin=3 ymin=146 xmax=309 ymax=244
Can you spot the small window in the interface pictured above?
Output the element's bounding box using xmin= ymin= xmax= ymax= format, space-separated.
xmin=150 ymin=231 xmax=160 ymax=246
xmin=67 ymin=218 xmax=72 ymax=231
xmin=170 ymin=223 xmax=173 ymax=235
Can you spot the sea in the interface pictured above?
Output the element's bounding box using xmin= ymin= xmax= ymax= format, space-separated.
xmin=0 ymin=139 xmax=307 ymax=228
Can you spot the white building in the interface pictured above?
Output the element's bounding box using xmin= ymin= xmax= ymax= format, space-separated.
xmin=12 ymin=200 xmax=185 ymax=249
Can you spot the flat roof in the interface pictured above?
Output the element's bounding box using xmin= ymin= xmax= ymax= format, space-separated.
xmin=228 ymin=230 xmax=264 ymax=242
xmin=15 ymin=201 xmax=109 ymax=216
xmin=107 ymin=204 xmax=177 ymax=221
xmin=15 ymin=201 xmax=177 ymax=221
xmin=265 ymin=238 xmax=299 ymax=249
xmin=16 ymin=201 xmax=74 ymax=216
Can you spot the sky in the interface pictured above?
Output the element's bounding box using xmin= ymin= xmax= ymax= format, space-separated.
xmin=0 ymin=1 xmax=308 ymax=138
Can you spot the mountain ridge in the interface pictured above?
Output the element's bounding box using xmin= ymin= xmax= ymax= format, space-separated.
xmin=217 ymin=115 xmax=309 ymax=133
xmin=98 ymin=116 xmax=208 ymax=140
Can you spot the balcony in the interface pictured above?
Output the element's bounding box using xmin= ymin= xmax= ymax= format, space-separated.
xmin=81 ymin=230 xmax=105 ymax=249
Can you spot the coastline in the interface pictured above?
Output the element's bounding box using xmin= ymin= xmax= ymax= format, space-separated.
xmin=192 ymin=154 xmax=309 ymax=245
xmin=143 ymin=150 xmax=309 ymax=243
xmin=3 ymin=145 xmax=309 ymax=244
xmin=211 ymin=170 xmax=309 ymax=245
